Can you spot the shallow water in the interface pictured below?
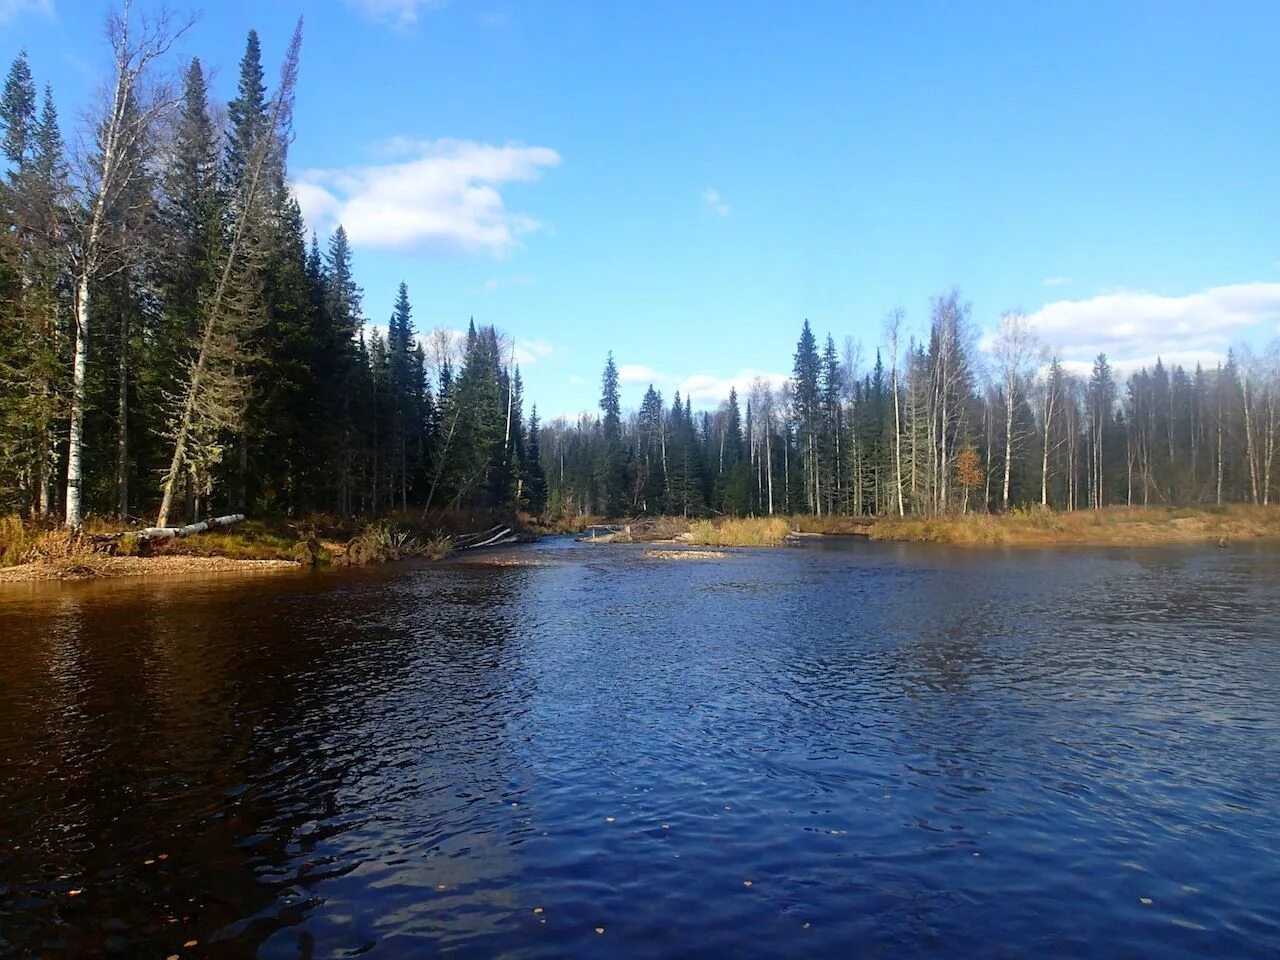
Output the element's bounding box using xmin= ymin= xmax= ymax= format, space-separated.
xmin=1 ymin=537 xmax=1278 ymax=958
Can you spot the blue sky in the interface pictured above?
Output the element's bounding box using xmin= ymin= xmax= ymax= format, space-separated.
xmin=4 ymin=0 xmax=1279 ymax=417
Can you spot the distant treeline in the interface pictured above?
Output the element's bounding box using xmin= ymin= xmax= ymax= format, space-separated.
xmin=0 ymin=15 xmax=546 ymax=527
xmin=544 ymin=297 xmax=1279 ymax=518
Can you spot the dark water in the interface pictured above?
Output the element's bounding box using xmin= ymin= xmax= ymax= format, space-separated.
xmin=1 ymin=538 xmax=1279 ymax=959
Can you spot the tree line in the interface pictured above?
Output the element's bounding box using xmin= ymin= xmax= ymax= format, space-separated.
xmin=545 ymin=293 xmax=1279 ymax=518
xmin=0 ymin=12 xmax=547 ymax=527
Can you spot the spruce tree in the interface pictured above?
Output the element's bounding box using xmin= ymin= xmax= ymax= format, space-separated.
xmin=524 ymin=404 xmax=549 ymax=515
xmin=792 ymin=320 xmax=822 ymax=513
xmin=597 ymin=352 xmax=624 ymax=514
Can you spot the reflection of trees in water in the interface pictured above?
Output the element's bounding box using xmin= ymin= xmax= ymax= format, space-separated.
xmin=0 ymin=567 xmax=534 ymax=957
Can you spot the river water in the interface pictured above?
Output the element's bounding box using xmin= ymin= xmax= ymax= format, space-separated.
xmin=1 ymin=537 xmax=1278 ymax=958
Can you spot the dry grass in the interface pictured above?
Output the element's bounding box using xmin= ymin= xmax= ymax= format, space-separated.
xmin=421 ymin=531 xmax=454 ymax=561
xmin=150 ymin=521 xmax=307 ymax=561
xmin=0 ymin=555 xmax=298 ymax=582
xmin=687 ymin=517 xmax=791 ymax=547
xmin=866 ymin=504 xmax=1280 ymax=546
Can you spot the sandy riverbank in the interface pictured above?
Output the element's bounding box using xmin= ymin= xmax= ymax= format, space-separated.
xmin=0 ymin=555 xmax=301 ymax=583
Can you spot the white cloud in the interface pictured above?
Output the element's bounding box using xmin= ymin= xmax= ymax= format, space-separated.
xmin=1057 ymin=351 xmax=1230 ymax=380
xmin=678 ymin=370 xmax=787 ymax=406
xmin=613 ymin=365 xmax=787 ymax=406
xmin=293 ymin=139 xmax=561 ymax=257
xmin=514 ymin=338 xmax=553 ymax=366
xmin=361 ymin=324 xmax=551 ymax=369
xmin=345 ymin=0 xmax=439 ymax=29
xmin=1042 ymin=276 xmax=1069 ymax=287
xmin=1025 ymin=282 xmax=1280 ymax=369
xmin=0 ymin=0 xmax=51 ymax=21
xmin=702 ymin=187 xmax=730 ymax=217
xmin=618 ymin=364 xmax=665 ymax=385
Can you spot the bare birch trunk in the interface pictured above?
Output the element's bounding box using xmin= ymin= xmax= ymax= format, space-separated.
xmin=892 ymin=365 xmax=904 ymax=516
xmin=66 ymin=272 xmax=92 ymax=528
xmin=766 ymin=427 xmax=774 ymax=515
xmin=117 ymin=307 xmax=129 ymax=518
xmin=1241 ymin=368 xmax=1259 ymax=504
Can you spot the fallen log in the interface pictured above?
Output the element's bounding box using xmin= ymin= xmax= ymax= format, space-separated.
xmin=454 ymin=524 xmax=506 ymax=547
xmin=137 ymin=513 xmax=246 ymax=542
xmin=455 ymin=526 xmax=515 ymax=551
xmin=89 ymin=513 xmax=248 ymax=549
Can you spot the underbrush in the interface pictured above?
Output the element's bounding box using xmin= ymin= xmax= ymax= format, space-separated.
xmin=0 ymin=516 xmax=118 ymax=567
xmin=150 ymin=520 xmax=309 ymax=561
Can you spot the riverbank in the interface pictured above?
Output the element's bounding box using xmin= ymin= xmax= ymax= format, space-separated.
xmin=0 ymin=554 xmax=300 ymax=582
xmin=855 ymin=504 xmax=1280 ymax=546
xmin=0 ymin=510 xmax=531 ymax=583
xmin=563 ymin=505 xmax=1280 ymax=549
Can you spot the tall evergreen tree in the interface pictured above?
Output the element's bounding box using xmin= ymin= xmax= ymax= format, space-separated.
xmin=597 ymin=351 xmax=624 ymax=515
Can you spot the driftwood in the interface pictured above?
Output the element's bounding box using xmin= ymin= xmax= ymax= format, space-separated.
xmin=453 ymin=524 xmax=518 ymax=551
xmin=137 ymin=513 xmax=246 ymax=541
xmin=91 ymin=513 xmax=247 ymax=548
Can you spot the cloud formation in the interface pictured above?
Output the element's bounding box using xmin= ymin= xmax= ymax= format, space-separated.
xmin=514 ymin=338 xmax=553 ymax=366
xmin=294 ymin=139 xmax=561 ymax=257
xmin=1026 ymin=283 xmax=1280 ymax=370
xmin=363 ymin=323 xmax=552 ymax=371
xmin=0 ymin=0 xmax=51 ymax=22
xmin=1042 ymin=276 xmax=1069 ymax=287
xmin=702 ymin=187 xmax=730 ymax=217
xmin=344 ymin=0 xmax=437 ymax=29
xmin=618 ymin=365 xmax=788 ymax=406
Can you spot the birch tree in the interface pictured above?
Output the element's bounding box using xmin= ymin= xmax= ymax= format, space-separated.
xmin=992 ymin=310 xmax=1038 ymax=511
xmin=64 ymin=2 xmax=188 ymax=528
xmin=882 ymin=308 xmax=906 ymax=516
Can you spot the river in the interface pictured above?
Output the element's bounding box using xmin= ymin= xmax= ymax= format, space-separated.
xmin=1 ymin=537 xmax=1278 ymax=958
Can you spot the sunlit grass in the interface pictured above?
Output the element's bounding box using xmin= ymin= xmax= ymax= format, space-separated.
xmin=687 ymin=517 xmax=791 ymax=547
xmin=867 ymin=504 xmax=1280 ymax=545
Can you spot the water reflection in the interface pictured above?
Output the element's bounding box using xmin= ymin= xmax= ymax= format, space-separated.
xmin=1 ymin=540 xmax=1279 ymax=958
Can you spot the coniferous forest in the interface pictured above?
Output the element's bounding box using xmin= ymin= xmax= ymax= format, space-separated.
xmin=0 ymin=21 xmax=546 ymax=528
xmin=1 ymin=17 xmax=1276 ymax=530
xmin=547 ymin=306 xmax=1278 ymax=519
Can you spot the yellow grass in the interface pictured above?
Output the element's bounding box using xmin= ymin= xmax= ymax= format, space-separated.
xmin=687 ymin=517 xmax=791 ymax=547
xmin=865 ymin=504 xmax=1280 ymax=546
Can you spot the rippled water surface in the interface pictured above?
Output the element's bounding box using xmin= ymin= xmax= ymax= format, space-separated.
xmin=2 ymin=537 xmax=1279 ymax=958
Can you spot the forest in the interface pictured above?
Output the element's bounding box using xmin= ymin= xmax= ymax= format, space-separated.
xmin=544 ymin=308 xmax=1279 ymax=520
xmin=1 ymin=11 xmax=1276 ymax=533
xmin=0 ymin=17 xmax=547 ymax=529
